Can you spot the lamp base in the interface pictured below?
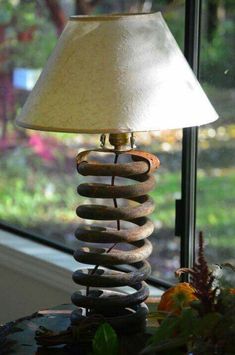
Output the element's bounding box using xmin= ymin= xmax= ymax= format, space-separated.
xmin=72 ymin=139 xmax=160 ymax=336
xmin=70 ymin=303 xmax=148 ymax=335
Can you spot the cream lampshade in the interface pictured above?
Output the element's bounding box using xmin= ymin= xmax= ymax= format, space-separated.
xmin=16 ymin=12 xmax=218 ymax=133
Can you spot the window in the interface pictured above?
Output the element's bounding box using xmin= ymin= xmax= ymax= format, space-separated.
xmin=0 ymin=1 xmax=233 ymax=285
xmin=197 ymin=0 xmax=235 ymax=283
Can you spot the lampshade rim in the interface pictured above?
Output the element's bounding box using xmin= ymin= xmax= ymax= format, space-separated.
xmin=16 ymin=115 xmax=218 ymax=134
xmin=70 ymin=12 xmax=158 ymax=22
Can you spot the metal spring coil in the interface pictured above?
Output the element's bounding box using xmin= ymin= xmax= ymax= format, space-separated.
xmin=71 ymin=149 xmax=160 ymax=333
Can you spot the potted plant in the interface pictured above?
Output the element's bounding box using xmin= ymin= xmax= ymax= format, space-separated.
xmin=142 ymin=232 xmax=235 ymax=355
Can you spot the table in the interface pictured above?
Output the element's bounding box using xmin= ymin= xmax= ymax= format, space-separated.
xmin=0 ymin=303 xmax=158 ymax=354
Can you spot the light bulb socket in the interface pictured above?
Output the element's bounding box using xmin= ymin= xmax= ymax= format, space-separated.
xmin=109 ymin=133 xmax=131 ymax=151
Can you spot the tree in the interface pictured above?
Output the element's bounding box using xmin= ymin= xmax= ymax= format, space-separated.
xmin=45 ymin=0 xmax=66 ymax=35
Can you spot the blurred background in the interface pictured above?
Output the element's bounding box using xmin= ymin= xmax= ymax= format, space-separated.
xmin=0 ymin=0 xmax=234 ymax=282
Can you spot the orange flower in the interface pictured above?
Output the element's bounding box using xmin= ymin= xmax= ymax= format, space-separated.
xmin=158 ymin=282 xmax=198 ymax=315
xmin=229 ymin=288 xmax=235 ymax=295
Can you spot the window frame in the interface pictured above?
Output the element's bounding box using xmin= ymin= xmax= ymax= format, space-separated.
xmin=179 ymin=0 xmax=201 ymax=277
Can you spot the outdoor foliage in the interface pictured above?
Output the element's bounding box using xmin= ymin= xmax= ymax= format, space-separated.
xmin=200 ymin=1 xmax=235 ymax=88
xmin=0 ymin=1 xmax=57 ymax=70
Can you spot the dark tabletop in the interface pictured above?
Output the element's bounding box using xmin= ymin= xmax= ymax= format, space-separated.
xmin=0 ymin=303 xmax=159 ymax=355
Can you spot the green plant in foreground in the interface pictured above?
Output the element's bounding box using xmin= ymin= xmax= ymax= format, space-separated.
xmin=92 ymin=322 xmax=118 ymax=355
xmin=142 ymin=232 xmax=235 ymax=355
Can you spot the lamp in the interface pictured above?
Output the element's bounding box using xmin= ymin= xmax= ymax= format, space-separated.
xmin=16 ymin=12 xmax=218 ymax=342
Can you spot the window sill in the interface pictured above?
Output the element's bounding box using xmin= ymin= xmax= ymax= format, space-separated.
xmin=0 ymin=228 xmax=163 ymax=295
xmin=0 ymin=228 xmax=163 ymax=323
xmin=0 ymin=229 xmax=79 ymax=293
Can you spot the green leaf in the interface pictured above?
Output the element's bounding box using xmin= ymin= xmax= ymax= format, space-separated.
xmin=194 ymin=312 xmax=222 ymax=337
xmin=92 ymin=322 xmax=118 ymax=355
xmin=147 ymin=311 xmax=169 ymax=327
xmin=148 ymin=315 xmax=180 ymax=345
xmin=146 ymin=308 xmax=199 ymax=354
xmin=178 ymin=308 xmax=199 ymax=337
xmin=141 ymin=336 xmax=187 ymax=354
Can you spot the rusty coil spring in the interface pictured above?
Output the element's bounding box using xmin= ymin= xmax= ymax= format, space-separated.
xmin=71 ymin=149 xmax=160 ymax=332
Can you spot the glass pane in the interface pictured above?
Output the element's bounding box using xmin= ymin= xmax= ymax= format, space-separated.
xmin=197 ymin=0 xmax=235 ymax=283
xmin=0 ymin=0 xmax=185 ymax=282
